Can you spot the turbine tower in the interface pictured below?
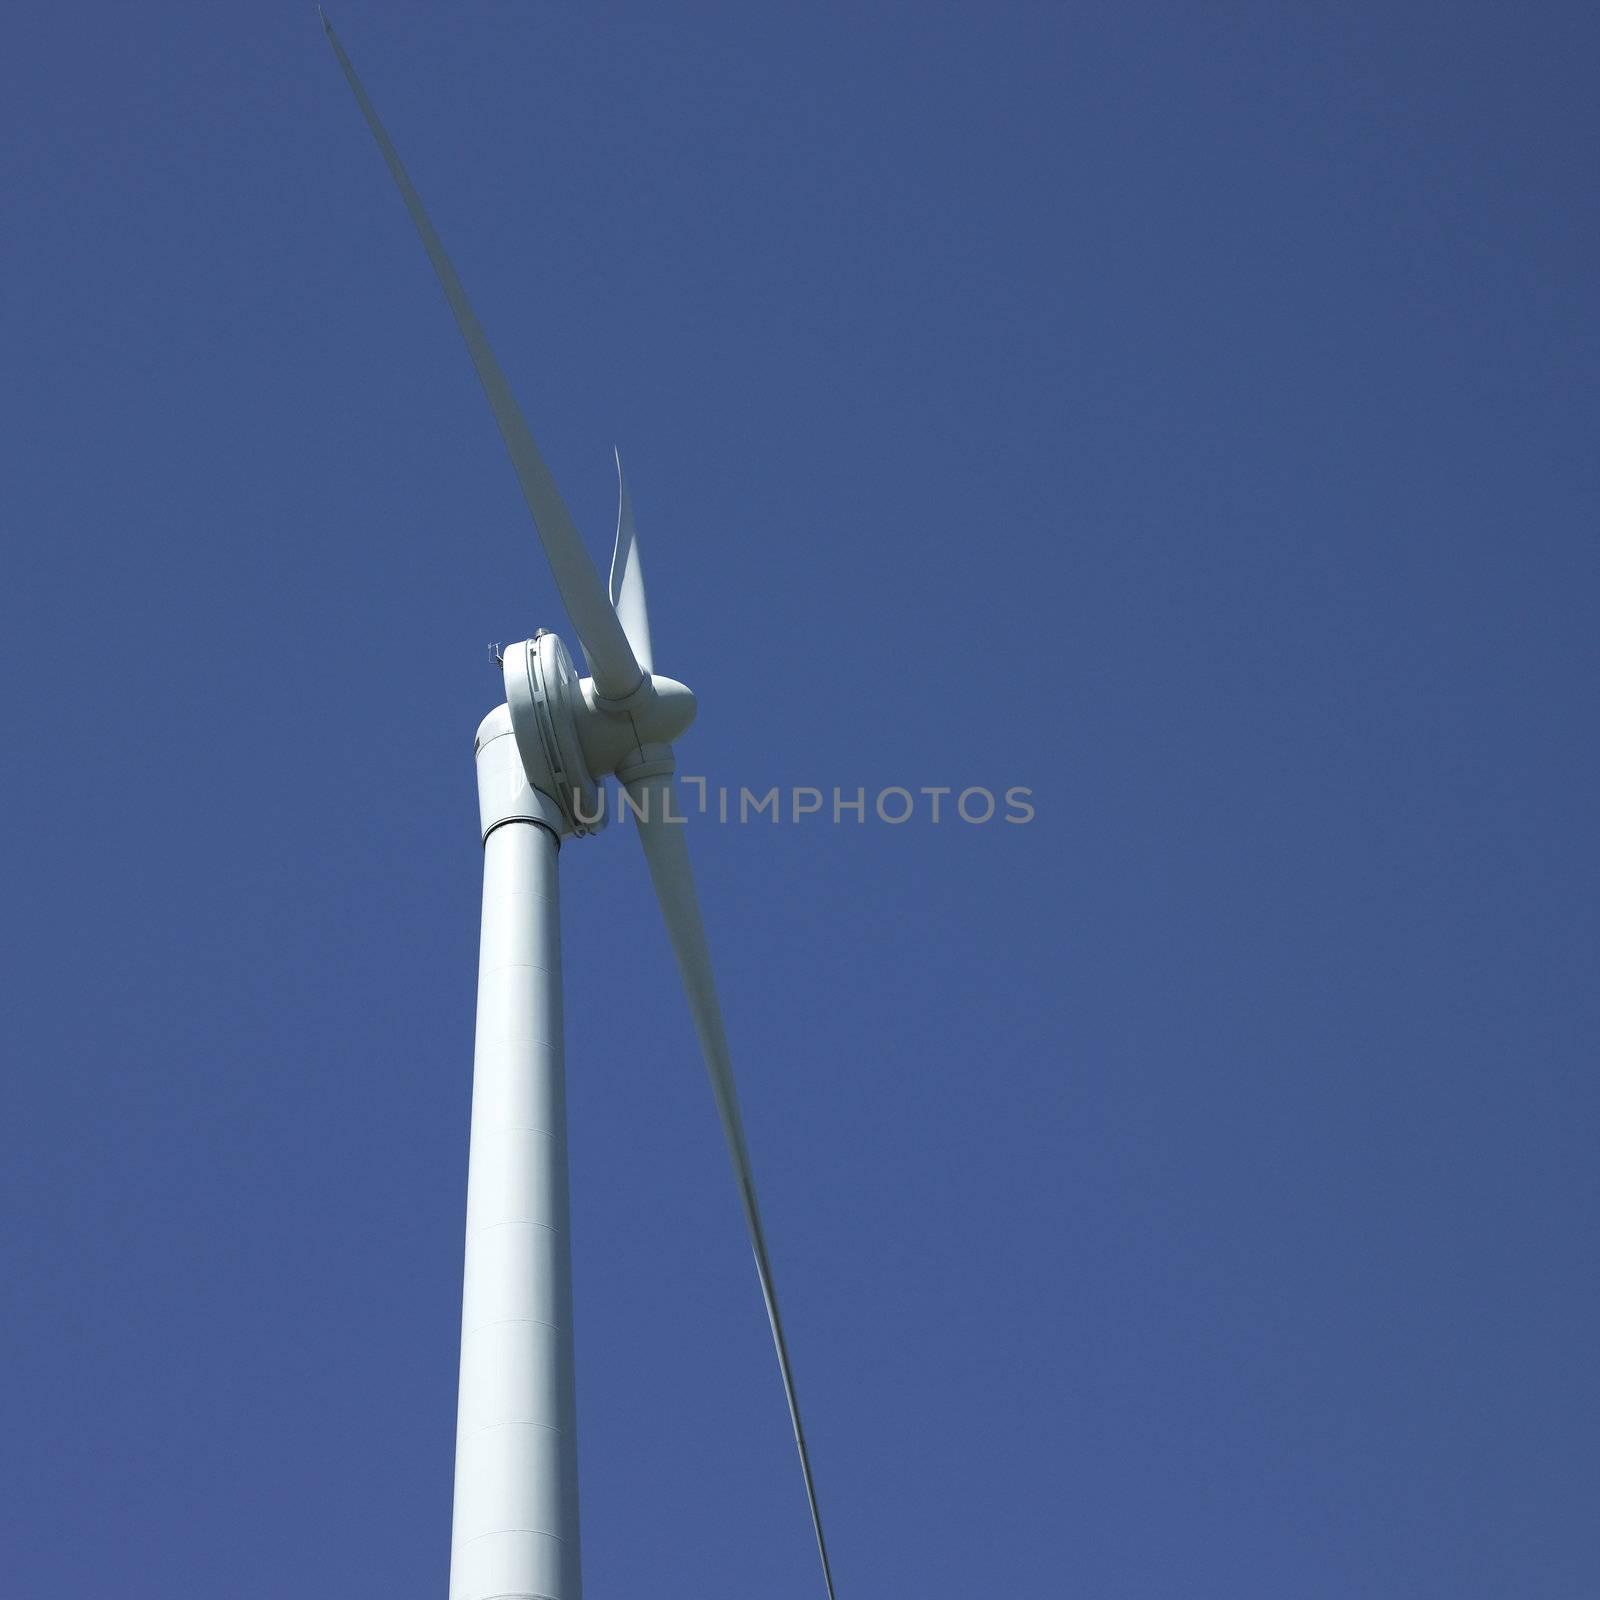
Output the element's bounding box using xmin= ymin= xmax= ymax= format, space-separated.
xmin=322 ymin=18 xmax=835 ymax=1600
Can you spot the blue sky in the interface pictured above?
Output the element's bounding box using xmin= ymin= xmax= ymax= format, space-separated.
xmin=2 ymin=2 xmax=1596 ymax=1595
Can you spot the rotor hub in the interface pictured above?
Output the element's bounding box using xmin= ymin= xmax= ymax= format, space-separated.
xmin=503 ymin=632 xmax=696 ymax=836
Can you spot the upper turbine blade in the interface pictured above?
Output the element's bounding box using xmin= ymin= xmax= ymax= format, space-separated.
xmin=627 ymin=774 xmax=837 ymax=1600
xmin=608 ymin=450 xmax=653 ymax=676
xmin=321 ymin=15 xmax=642 ymax=701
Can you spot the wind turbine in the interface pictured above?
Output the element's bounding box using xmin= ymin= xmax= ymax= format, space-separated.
xmin=322 ymin=17 xmax=835 ymax=1600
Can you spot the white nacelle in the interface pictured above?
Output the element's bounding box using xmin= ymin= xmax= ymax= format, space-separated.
xmin=502 ymin=633 xmax=696 ymax=836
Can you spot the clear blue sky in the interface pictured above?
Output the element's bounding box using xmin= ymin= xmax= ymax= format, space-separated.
xmin=2 ymin=2 xmax=1596 ymax=1595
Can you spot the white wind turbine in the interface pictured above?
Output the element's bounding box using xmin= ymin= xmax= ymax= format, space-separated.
xmin=323 ymin=17 xmax=836 ymax=1600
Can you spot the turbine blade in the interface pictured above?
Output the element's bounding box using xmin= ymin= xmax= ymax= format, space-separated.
xmin=321 ymin=16 xmax=642 ymax=701
xmin=628 ymin=774 xmax=837 ymax=1600
xmin=608 ymin=449 xmax=653 ymax=676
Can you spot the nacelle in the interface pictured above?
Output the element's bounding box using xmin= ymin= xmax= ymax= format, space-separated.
xmin=502 ymin=632 xmax=696 ymax=835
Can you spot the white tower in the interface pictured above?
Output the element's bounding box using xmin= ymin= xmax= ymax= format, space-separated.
xmin=451 ymin=713 xmax=580 ymax=1600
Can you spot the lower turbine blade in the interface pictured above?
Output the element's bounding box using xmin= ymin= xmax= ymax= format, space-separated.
xmin=628 ymin=773 xmax=837 ymax=1600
